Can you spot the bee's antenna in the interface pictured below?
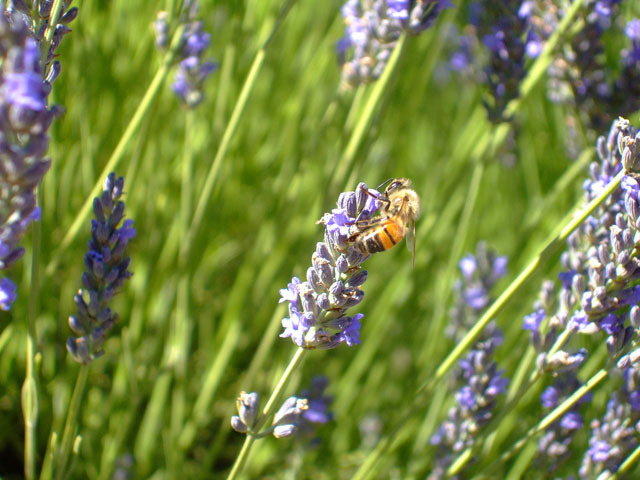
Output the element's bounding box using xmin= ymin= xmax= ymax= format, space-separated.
xmin=376 ymin=178 xmax=393 ymax=190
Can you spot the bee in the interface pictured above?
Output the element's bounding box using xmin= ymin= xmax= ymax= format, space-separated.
xmin=349 ymin=178 xmax=421 ymax=265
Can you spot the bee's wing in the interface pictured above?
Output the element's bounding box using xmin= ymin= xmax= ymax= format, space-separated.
xmin=406 ymin=219 xmax=416 ymax=268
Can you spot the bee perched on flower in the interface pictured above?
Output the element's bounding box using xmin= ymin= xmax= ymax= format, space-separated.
xmin=348 ymin=178 xmax=421 ymax=265
xmin=279 ymin=182 xmax=383 ymax=349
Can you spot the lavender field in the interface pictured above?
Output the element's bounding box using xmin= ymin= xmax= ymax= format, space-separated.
xmin=2 ymin=0 xmax=640 ymax=478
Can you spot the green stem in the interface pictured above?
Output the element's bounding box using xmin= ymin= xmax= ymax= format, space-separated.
xmin=180 ymin=111 xmax=194 ymax=266
xmin=45 ymin=24 xmax=187 ymax=277
xmin=489 ymin=369 xmax=608 ymax=471
xmin=185 ymin=49 xmax=264 ymax=244
xmin=614 ymin=442 xmax=640 ymax=479
xmin=53 ymin=365 xmax=89 ymax=480
xmin=23 ymin=192 xmax=42 ymax=480
xmin=43 ymin=0 xmax=64 ymax=46
xmin=418 ymin=161 xmax=485 ymax=367
xmin=169 ymin=110 xmax=195 ymax=475
xmin=226 ymin=436 xmax=256 ymax=480
xmin=226 ymin=347 xmax=307 ymax=480
xmin=186 ymin=0 xmax=298 ymax=248
xmin=331 ymin=34 xmax=406 ymax=187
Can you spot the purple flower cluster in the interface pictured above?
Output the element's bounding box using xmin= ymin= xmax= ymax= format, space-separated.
xmin=0 ymin=4 xmax=75 ymax=310
xmin=337 ymin=0 xmax=451 ymax=88
xmin=445 ymin=1 xmax=537 ymax=123
xmin=154 ymin=1 xmax=218 ymax=108
xmin=231 ymin=377 xmax=332 ymax=439
xmin=447 ymin=242 xmax=507 ymax=340
xmin=536 ymin=373 xmax=591 ymax=471
xmin=279 ymin=183 xmax=381 ymax=349
xmin=577 ymin=343 xmax=640 ymax=475
xmin=514 ymin=115 xmax=640 ymax=473
xmin=430 ymin=245 xmax=509 ymax=478
xmin=579 ymin=394 xmax=639 ymax=477
xmin=525 ymin=1 xmax=640 ymax=132
xmin=429 ymin=336 xmax=509 ymax=479
xmin=67 ymin=173 xmax=136 ymax=364
xmin=476 ymin=1 xmax=530 ymax=122
xmin=522 ymin=119 xmax=640 ymax=380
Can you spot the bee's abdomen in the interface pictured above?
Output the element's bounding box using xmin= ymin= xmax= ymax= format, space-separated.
xmin=356 ymin=221 xmax=402 ymax=254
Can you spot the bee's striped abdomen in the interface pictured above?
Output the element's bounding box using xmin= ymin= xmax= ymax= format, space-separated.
xmin=357 ymin=220 xmax=402 ymax=254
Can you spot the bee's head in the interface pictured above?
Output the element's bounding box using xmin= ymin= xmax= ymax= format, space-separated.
xmin=385 ymin=178 xmax=410 ymax=194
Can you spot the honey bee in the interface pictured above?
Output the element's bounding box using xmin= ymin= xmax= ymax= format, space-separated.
xmin=349 ymin=178 xmax=421 ymax=265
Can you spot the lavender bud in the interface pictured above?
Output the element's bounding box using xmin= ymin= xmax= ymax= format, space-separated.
xmin=306 ymin=267 xmax=323 ymax=293
xmin=336 ymin=254 xmax=349 ymax=273
xmin=316 ymin=293 xmax=331 ymax=311
xmin=236 ymin=391 xmax=259 ymax=431
xmin=355 ymin=183 xmax=368 ymax=211
xmin=347 ymin=270 xmax=368 ymax=288
xmin=631 ymin=306 xmax=640 ymax=329
xmin=231 ymin=416 xmax=248 ymax=434
xmin=313 ymin=254 xmax=334 ymax=286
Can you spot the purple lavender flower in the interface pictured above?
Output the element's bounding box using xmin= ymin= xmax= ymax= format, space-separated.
xmin=0 ymin=5 xmax=73 ymax=310
xmin=536 ymin=373 xmax=591 ymax=471
xmin=337 ymin=0 xmax=450 ymax=88
xmin=430 ymin=336 xmax=509 ymax=479
xmin=519 ymin=118 xmax=640 ymax=379
xmin=279 ymin=182 xmax=381 ymax=349
xmin=454 ymin=1 xmax=532 ymax=122
xmin=153 ymin=11 xmax=170 ymax=50
xmin=231 ymin=377 xmax=333 ymax=440
xmin=231 ymin=391 xmax=260 ymax=434
xmin=66 ymin=174 xmax=136 ymax=364
xmin=430 ymin=245 xmax=509 ymax=478
xmin=0 ymin=277 xmax=16 ymax=310
xmin=155 ymin=2 xmax=218 ymax=108
xmin=448 ymin=242 xmax=507 ymax=341
xmin=272 ymin=376 xmax=333 ymax=440
xmin=579 ymin=394 xmax=639 ymax=478
xmin=529 ymin=1 xmax=640 ymax=132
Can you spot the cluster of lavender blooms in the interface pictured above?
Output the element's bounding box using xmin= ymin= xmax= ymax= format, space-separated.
xmin=519 ymin=117 xmax=640 ymax=472
xmin=279 ymin=182 xmax=382 ymax=349
xmin=447 ymin=242 xmax=507 ymax=340
xmin=337 ymin=0 xmax=451 ymax=88
xmin=523 ymin=1 xmax=640 ymax=132
xmin=522 ymin=118 xmax=640 ymax=371
xmin=429 ymin=245 xmax=509 ymax=479
xmin=231 ymin=377 xmax=332 ymax=439
xmin=66 ymin=173 xmax=136 ymax=364
xmin=466 ymin=1 xmax=533 ymax=122
xmin=576 ymin=323 xmax=640 ymax=475
xmin=579 ymin=393 xmax=639 ymax=477
xmin=0 ymin=3 xmax=76 ymax=311
xmin=446 ymin=1 xmax=640 ymax=127
xmin=153 ymin=1 xmax=218 ymax=108
xmin=536 ymin=373 xmax=591 ymax=472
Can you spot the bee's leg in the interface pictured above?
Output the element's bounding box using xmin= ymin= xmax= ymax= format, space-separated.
xmin=346 ymin=216 xmax=386 ymax=227
xmin=359 ymin=184 xmax=388 ymax=203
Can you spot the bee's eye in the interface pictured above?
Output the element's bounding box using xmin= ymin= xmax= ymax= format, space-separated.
xmin=389 ymin=181 xmax=401 ymax=190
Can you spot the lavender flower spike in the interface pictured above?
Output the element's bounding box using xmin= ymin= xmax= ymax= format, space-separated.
xmin=0 ymin=5 xmax=74 ymax=310
xmin=279 ymin=182 xmax=381 ymax=349
xmin=67 ymin=173 xmax=136 ymax=364
xmin=231 ymin=377 xmax=332 ymax=439
xmin=337 ymin=0 xmax=451 ymax=88
xmin=155 ymin=1 xmax=218 ymax=108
